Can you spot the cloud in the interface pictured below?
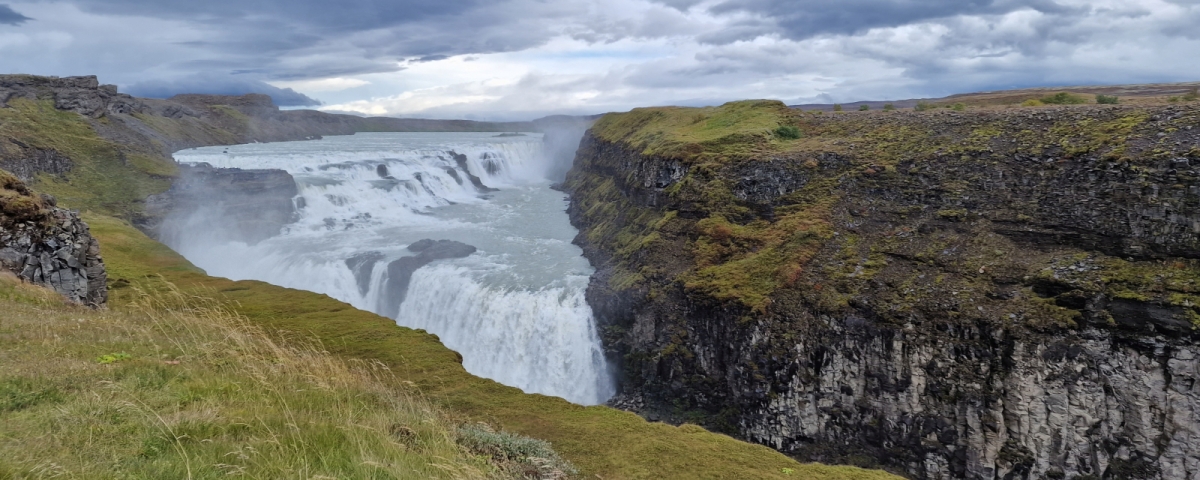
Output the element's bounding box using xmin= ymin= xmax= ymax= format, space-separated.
xmin=690 ymin=0 xmax=1080 ymax=43
xmin=271 ymin=77 xmax=371 ymax=93
xmin=127 ymin=74 xmax=322 ymax=106
xmin=0 ymin=4 xmax=30 ymax=24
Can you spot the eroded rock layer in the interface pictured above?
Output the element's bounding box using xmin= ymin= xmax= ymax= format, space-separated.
xmin=565 ymin=102 xmax=1200 ymax=479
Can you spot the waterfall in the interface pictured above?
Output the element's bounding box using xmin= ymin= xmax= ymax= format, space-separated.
xmin=168 ymin=133 xmax=615 ymax=405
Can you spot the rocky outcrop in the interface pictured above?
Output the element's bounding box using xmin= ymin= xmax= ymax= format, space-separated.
xmin=448 ymin=151 xmax=498 ymax=192
xmin=145 ymin=163 xmax=300 ymax=245
xmin=380 ymin=239 xmax=477 ymax=316
xmin=565 ymin=104 xmax=1200 ymax=479
xmin=0 ymin=170 xmax=105 ymax=306
xmin=0 ymin=75 xmax=147 ymax=118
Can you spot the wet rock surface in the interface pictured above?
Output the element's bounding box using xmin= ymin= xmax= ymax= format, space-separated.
xmin=448 ymin=151 xmax=498 ymax=192
xmin=346 ymin=251 xmax=386 ymax=297
xmin=566 ymin=105 xmax=1200 ymax=479
xmin=0 ymin=171 xmax=106 ymax=306
xmin=380 ymin=240 xmax=477 ymax=316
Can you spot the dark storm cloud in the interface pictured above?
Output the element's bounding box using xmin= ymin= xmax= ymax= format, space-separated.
xmin=9 ymin=0 xmax=581 ymax=82
xmin=0 ymin=4 xmax=31 ymax=24
xmin=127 ymin=74 xmax=322 ymax=106
xmin=55 ymin=0 xmax=484 ymax=32
xmin=28 ymin=0 xmax=560 ymax=65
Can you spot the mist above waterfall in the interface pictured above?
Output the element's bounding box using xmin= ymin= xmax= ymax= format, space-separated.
xmin=166 ymin=131 xmax=613 ymax=405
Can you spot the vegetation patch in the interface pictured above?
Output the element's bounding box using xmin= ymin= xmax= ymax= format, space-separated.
xmin=1038 ymin=92 xmax=1088 ymax=105
xmin=0 ymin=169 xmax=47 ymax=226
xmin=589 ymin=100 xmax=793 ymax=161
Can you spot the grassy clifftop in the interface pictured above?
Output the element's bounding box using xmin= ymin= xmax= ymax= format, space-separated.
xmin=579 ymin=99 xmax=1200 ymax=318
xmin=0 ymin=83 xmax=898 ymax=478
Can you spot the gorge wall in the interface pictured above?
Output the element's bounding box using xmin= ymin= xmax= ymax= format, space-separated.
xmin=144 ymin=163 xmax=299 ymax=244
xmin=565 ymin=101 xmax=1200 ymax=479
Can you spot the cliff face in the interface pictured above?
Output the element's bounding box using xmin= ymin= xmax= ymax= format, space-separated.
xmin=145 ymin=164 xmax=299 ymax=244
xmin=0 ymin=170 xmax=106 ymax=306
xmin=565 ymin=101 xmax=1200 ymax=479
xmin=0 ymin=74 xmax=148 ymax=119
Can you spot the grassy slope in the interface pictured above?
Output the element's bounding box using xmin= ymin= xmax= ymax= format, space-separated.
xmin=0 ymin=99 xmax=178 ymax=218
xmin=0 ymin=95 xmax=897 ymax=478
xmin=0 ymin=275 xmax=521 ymax=479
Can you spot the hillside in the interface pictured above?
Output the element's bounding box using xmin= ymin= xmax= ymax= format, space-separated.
xmin=564 ymin=99 xmax=1200 ymax=479
xmin=793 ymin=80 xmax=1200 ymax=111
xmin=0 ymin=272 xmax=576 ymax=479
xmin=0 ymin=75 xmax=896 ymax=479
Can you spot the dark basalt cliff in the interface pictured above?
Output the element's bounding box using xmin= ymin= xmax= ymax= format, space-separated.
xmin=565 ymin=101 xmax=1200 ymax=479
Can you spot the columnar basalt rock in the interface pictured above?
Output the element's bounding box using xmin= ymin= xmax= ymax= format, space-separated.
xmin=565 ymin=104 xmax=1200 ymax=479
xmin=0 ymin=171 xmax=106 ymax=306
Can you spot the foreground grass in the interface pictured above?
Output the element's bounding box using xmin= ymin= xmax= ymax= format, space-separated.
xmin=0 ymin=274 xmax=578 ymax=479
xmin=79 ymin=214 xmax=898 ymax=480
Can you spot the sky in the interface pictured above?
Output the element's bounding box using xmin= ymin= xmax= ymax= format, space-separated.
xmin=1 ymin=0 xmax=1198 ymax=120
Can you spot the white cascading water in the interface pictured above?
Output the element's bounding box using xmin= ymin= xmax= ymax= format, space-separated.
xmin=168 ymin=132 xmax=615 ymax=405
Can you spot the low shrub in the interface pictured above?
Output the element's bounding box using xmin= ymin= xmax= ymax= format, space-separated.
xmin=1184 ymin=88 xmax=1199 ymax=102
xmin=1096 ymin=94 xmax=1120 ymax=105
xmin=951 ymin=103 xmax=966 ymax=111
xmin=458 ymin=423 xmax=578 ymax=479
xmin=858 ymin=105 xmax=870 ymax=111
xmin=1039 ymin=92 xmax=1087 ymax=105
xmin=883 ymin=104 xmax=896 ymax=111
xmin=833 ymin=104 xmax=843 ymax=112
xmin=914 ymin=102 xmax=934 ymax=111
xmin=774 ymin=125 xmax=802 ymax=140
xmin=1022 ymin=99 xmax=1044 ymax=107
